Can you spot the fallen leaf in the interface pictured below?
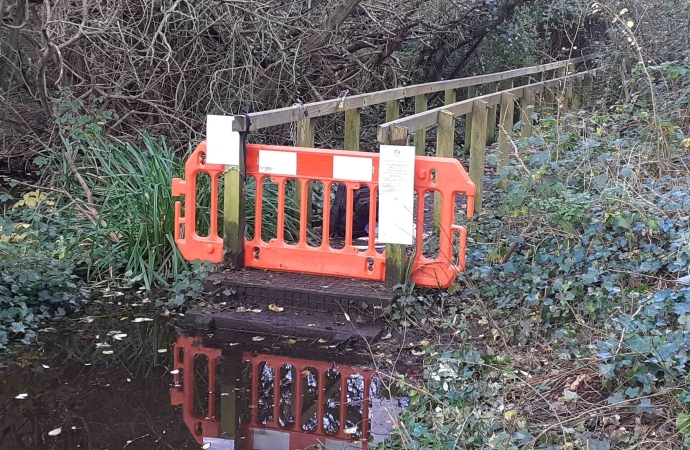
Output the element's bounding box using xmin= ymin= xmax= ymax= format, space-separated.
xmin=344 ymin=312 xmax=351 ymax=322
xmin=411 ymin=349 xmax=426 ymax=356
xmin=381 ymin=332 xmax=392 ymax=340
xmin=95 ymin=342 xmax=111 ymax=348
xmin=227 ymin=342 xmax=240 ymax=346
xmin=48 ymin=428 xmax=62 ymax=437
xmin=344 ymin=426 xmax=358 ymax=435
xmin=318 ymin=339 xmax=327 ymax=343
xmin=268 ymin=304 xmax=284 ymax=312
xmin=236 ymin=307 xmax=249 ymax=313
xmin=170 ymin=369 xmax=180 ymax=375
xmin=113 ymin=333 xmax=127 ymax=340
xmin=157 ymin=349 xmax=168 ymax=353
xmin=419 ymin=340 xmax=430 ymax=347
xmin=250 ymin=309 xmax=262 ymax=313
xmin=133 ymin=317 xmax=153 ymax=323
xmin=202 ymin=443 xmax=212 ymax=449
xmin=504 ymin=411 xmax=516 ymax=420
xmin=15 ymin=393 xmax=28 ymax=400
xmin=307 ymin=324 xmax=317 ymax=327
xmin=120 ymin=317 xmax=129 ymax=321
xmin=252 ymin=336 xmax=265 ymax=341
xmin=102 ymin=350 xmax=114 ymax=355
xmin=42 ymin=364 xmax=50 ymax=369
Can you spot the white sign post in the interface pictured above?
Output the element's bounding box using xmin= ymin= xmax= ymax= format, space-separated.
xmin=378 ymin=145 xmax=416 ymax=245
xmin=205 ymin=115 xmax=241 ymax=166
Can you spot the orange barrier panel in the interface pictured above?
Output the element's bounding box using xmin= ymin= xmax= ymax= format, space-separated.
xmin=171 ymin=335 xmax=376 ymax=449
xmin=172 ymin=143 xmax=475 ymax=288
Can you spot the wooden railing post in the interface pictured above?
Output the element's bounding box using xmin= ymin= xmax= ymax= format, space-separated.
xmin=224 ymin=131 xmax=246 ymax=270
xmin=344 ymin=108 xmax=361 ymax=151
xmin=384 ymin=125 xmax=409 ymax=288
xmin=565 ymin=63 xmax=575 ymax=106
xmin=556 ymin=66 xmax=567 ymax=109
xmin=434 ymin=110 xmax=454 ymax=229
xmin=295 ymin=117 xmax=315 ymax=223
xmin=468 ymin=100 xmax=488 ymax=215
xmin=583 ymin=72 xmax=593 ymax=107
xmin=463 ymin=85 xmax=477 ymax=154
xmin=485 ymin=81 xmax=499 ymax=144
xmin=520 ymin=88 xmax=535 ymax=138
xmin=572 ymin=76 xmax=582 ymax=109
xmin=497 ymin=93 xmax=515 ymax=190
xmin=444 ymin=89 xmax=456 ymax=105
xmin=386 ymin=100 xmax=400 ymax=122
xmin=543 ymin=69 xmax=555 ymax=107
xmin=414 ymin=94 xmax=427 ymax=155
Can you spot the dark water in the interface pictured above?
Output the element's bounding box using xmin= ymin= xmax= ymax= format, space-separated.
xmin=0 ymin=309 xmax=406 ymax=449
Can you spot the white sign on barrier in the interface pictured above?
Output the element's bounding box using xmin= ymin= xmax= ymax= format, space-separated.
xmin=205 ymin=115 xmax=241 ymax=166
xmin=258 ymin=150 xmax=297 ymax=176
xmin=378 ymin=145 xmax=415 ymax=245
xmin=332 ymin=155 xmax=373 ymax=182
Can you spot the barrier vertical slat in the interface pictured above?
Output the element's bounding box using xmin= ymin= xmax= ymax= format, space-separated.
xmin=434 ymin=110 xmax=454 ymax=229
xmin=361 ymin=373 xmax=370 ymax=440
xmin=339 ymin=374 xmax=347 ymax=437
xmin=209 ymin=173 xmax=219 ymax=238
xmin=294 ymin=365 xmax=303 ymax=430
xmin=317 ymin=369 xmax=326 ymax=434
xmin=208 ymin=357 xmax=217 ymax=418
xmin=415 ymin=188 xmax=424 ymax=247
xmin=485 ymin=81 xmax=499 ymax=144
xmin=255 ymin=175 xmax=264 ymax=242
xmin=463 ymin=85 xmax=477 ymax=154
xmin=344 ymin=186 xmax=354 ymax=248
xmin=276 ymin=179 xmax=286 ymax=241
xmin=273 ymin=364 xmax=281 ymax=426
xmin=299 ymin=179 xmax=309 ymax=246
xmin=251 ymin=359 xmax=260 ymax=425
xmin=368 ymin=186 xmax=377 ymax=253
xmin=322 ymin=181 xmax=332 ymax=248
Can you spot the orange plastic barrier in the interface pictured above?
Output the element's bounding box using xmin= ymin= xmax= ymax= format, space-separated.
xmin=170 ymin=336 xmax=375 ymax=449
xmin=172 ymin=143 xmax=475 ymax=288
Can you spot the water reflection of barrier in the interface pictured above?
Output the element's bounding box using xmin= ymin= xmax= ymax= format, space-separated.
xmin=169 ymin=336 xmax=222 ymax=444
xmin=172 ymin=143 xmax=475 ymax=288
xmin=170 ymin=335 xmax=379 ymax=449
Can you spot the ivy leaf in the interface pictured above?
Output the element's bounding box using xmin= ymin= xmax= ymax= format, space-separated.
xmin=678 ymin=413 xmax=690 ymax=437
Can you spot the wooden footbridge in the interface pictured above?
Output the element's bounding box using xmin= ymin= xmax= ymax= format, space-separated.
xmin=172 ymin=55 xmax=597 ymax=325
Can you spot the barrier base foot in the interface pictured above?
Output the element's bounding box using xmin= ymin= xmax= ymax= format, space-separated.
xmin=202 ymin=269 xmax=397 ymax=322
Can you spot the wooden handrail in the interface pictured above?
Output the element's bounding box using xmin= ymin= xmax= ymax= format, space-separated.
xmin=376 ymin=68 xmax=597 ymax=143
xmin=230 ymin=55 xmax=597 ymax=132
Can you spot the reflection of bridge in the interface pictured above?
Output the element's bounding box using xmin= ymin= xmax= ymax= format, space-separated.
xmin=170 ymin=334 xmax=397 ymax=449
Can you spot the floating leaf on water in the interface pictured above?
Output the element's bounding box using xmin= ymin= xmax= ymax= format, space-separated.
xmin=102 ymin=350 xmax=114 ymax=355
xmin=15 ymin=393 xmax=28 ymax=400
xmin=170 ymin=370 xmax=180 ymax=375
xmin=252 ymin=336 xmax=265 ymax=341
xmin=48 ymin=428 xmax=62 ymax=437
xmin=268 ymin=304 xmax=284 ymax=312
xmin=157 ymin=349 xmax=168 ymax=353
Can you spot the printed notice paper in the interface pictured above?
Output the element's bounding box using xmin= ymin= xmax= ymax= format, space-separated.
xmin=205 ymin=115 xmax=240 ymax=165
xmin=378 ymin=145 xmax=415 ymax=245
